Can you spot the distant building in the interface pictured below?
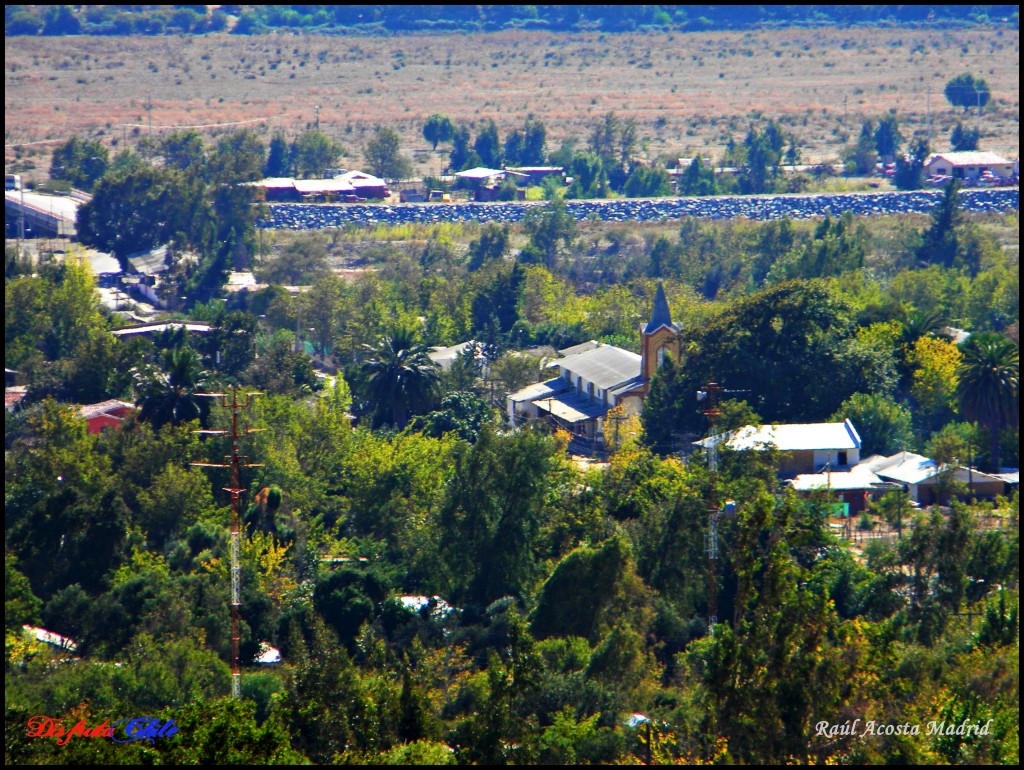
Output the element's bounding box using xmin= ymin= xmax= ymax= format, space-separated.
xmin=856 ymin=451 xmax=1005 ymax=506
xmin=506 ymin=283 xmax=681 ymax=454
xmin=428 ymin=340 xmax=485 ymax=372
xmin=251 ymin=170 xmax=389 ymax=202
xmin=923 ymin=151 xmax=1014 ymax=181
xmin=110 ymin=321 xmax=212 ymax=339
xmin=696 ymin=420 xmax=862 ymax=477
xmin=505 ymin=166 xmax=564 ymax=185
xmin=79 ymin=399 xmax=135 ymax=433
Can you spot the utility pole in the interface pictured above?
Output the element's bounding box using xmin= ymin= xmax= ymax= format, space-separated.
xmin=698 ymin=380 xmax=724 ymax=636
xmin=192 ymin=388 xmax=263 ymax=698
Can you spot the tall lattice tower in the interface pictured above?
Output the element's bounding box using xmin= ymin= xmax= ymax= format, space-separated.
xmin=192 ymin=388 xmax=262 ymax=698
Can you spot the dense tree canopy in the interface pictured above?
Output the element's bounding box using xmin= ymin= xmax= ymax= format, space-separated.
xmin=5 ymin=173 xmax=1019 ymax=764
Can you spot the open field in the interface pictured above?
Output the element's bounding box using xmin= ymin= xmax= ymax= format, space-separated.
xmin=5 ymin=27 xmax=1019 ymax=181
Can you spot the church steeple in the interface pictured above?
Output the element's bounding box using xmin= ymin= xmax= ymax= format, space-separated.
xmin=640 ymin=282 xmax=681 ymax=382
xmin=644 ymin=282 xmax=674 ymax=334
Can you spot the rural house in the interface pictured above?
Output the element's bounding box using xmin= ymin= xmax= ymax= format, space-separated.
xmin=696 ymin=419 xmax=863 ymax=478
xmin=923 ymin=151 xmax=1015 ymax=182
xmin=78 ymin=399 xmax=136 ymax=434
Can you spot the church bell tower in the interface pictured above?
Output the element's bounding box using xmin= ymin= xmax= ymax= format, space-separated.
xmin=640 ymin=282 xmax=681 ymax=383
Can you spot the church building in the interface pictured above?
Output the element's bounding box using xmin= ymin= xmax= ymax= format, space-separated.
xmin=506 ymin=283 xmax=681 ymax=451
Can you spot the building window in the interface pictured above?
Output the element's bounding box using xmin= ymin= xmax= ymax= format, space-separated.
xmin=657 ymin=345 xmax=669 ymax=367
xmin=838 ymin=451 xmax=848 ymax=466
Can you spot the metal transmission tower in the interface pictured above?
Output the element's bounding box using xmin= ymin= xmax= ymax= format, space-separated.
xmin=697 ymin=381 xmax=738 ymax=637
xmin=698 ymin=381 xmax=724 ymax=635
xmin=191 ymin=387 xmax=263 ymax=698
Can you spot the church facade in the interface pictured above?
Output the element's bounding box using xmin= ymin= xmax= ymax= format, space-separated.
xmin=506 ymin=283 xmax=681 ymax=451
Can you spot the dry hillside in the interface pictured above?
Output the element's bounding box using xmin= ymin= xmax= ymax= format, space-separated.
xmin=5 ymin=27 xmax=1019 ymax=180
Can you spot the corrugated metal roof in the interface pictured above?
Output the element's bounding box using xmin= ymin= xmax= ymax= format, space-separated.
xmin=790 ymin=467 xmax=882 ymax=491
xmin=79 ymin=399 xmax=134 ymax=420
xmin=111 ymin=322 xmax=212 ymax=337
xmin=293 ymin=178 xmax=356 ymax=194
xmin=609 ymin=376 xmax=645 ymax=397
xmin=926 ymin=151 xmax=1011 ymax=167
xmin=535 ymin=391 xmax=609 ymax=424
xmin=454 ymin=167 xmax=505 ymax=179
xmin=126 ymin=244 xmax=168 ymax=275
xmin=508 ymin=378 xmax=569 ymax=404
xmin=558 ymin=340 xmax=601 ymax=357
xmin=699 ymin=420 xmax=862 ymax=452
xmin=557 ymin=345 xmax=641 ymax=390
xmin=855 ymin=451 xmax=1003 ymax=486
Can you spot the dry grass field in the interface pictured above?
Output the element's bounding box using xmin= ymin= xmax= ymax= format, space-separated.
xmin=5 ymin=27 xmax=1019 ymax=181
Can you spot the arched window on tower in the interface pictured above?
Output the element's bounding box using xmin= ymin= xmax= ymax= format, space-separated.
xmin=657 ymin=345 xmax=670 ymax=367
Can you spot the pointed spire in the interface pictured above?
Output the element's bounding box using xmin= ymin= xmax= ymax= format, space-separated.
xmin=644 ymin=282 xmax=674 ymax=334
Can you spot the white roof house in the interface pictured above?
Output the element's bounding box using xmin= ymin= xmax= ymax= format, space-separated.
xmin=924 ymin=151 xmax=1014 ymax=180
xmin=428 ymin=340 xmax=483 ymax=372
xmin=851 ymin=452 xmax=1006 ymax=505
xmin=696 ymin=420 xmax=862 ymax=477
xmin=24 ymin=625 xmax=78 ymax=652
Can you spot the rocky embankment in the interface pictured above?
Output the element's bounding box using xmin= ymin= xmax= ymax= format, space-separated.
xmin=259 ymin=188 xmax=1019 ymax=230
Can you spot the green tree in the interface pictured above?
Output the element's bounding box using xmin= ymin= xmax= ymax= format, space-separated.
xmin=76 ymin=164 xmax=196 ymax=259
xmin=5 ymin=552 xmax=42 ymax=631
xmin=944 ymin=72 xmax=990 ymax=112
xmin=956 ymin=335 xmax=1019 ymax=472
xmin=159 ymin=129 xmax=206 ymax=172
xmin=289 ymin=129 xmax=344 ymax=178
xmin=623 ymin=164 xmax=672 ymax=198
xmin=681 ymin=281 xmax=858 ymax=425
xmin=360 ymin=326 xmax=440 ymax=429
xmin=473 ymin=119 xmax=502 ymax=168
xmin=893 ymin=138 xmax=930 ymax=190
xmin=439 ymin=426 xmax=561 ymax=607
xmin=256 ymin=231 xmax=329 ymax=285
xmin=565 ymin=151 xmax=608 ymax=199
xmin=467 ymin=223 xmax=510 ymax=272
xmin=738 ymin=124 xmax=783 ymax=194
xmin=873 ymin=114 xmax=903 ymax=161
xmin=422 ymin=113 xmax=455 ymax=151
xmin=530 ymin=535 xmax=645 ymax=642
xmin=520 ymin=116 xmax=547 ymax=165
xmin=678 ymin=155 xmax=717 ymax=196
xmin=830 ymin=392 xmax=913 ymax=456
xmin=415 ymin=390 xmax=494 ymax=443
xmin=265 ymin=131 xmax=290 ymax=176
xmin=640 ymin=355 xmax=694 ymax=455
xmin=132 ymin=345 xmax=214 ymax=430
xmin=364 ymin=125 xmax=412 ymax=181
xmin=49 ymin=136 xmax=109 ymax=191
xmin=916 ymin=179 xmax=962 ymax=268
xmin=843 ymin=121 xmax=878 ymax=175
xmin=449 ymin=123 xmax=475 ymax=172
xmin=950 ymin=122 xmax=980 ymax=151
xmin=519 ymin=197 xmax=577 ymax=269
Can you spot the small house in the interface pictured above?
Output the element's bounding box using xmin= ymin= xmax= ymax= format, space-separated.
xmin=79 ymin=399 xmax=135 ymax=433
xmin=923 ymin=151 xmax=1014 ymax=182
xmin=697 ymin=420 xmax=862 ymax=478
xmin=856 ymin=452 xmax=1005 ymax=506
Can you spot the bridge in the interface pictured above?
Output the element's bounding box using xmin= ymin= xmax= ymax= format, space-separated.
xmin=5 ymin=190 xmax=84 ymax=238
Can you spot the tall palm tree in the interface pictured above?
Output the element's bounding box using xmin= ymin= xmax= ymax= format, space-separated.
xmin=132 ymin=345 xmax=214 ymax=429
xmin=956 ymin=336 xmax=1019 ymax=472
xmin=361 ymin=326 xmax=440 ymax=429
